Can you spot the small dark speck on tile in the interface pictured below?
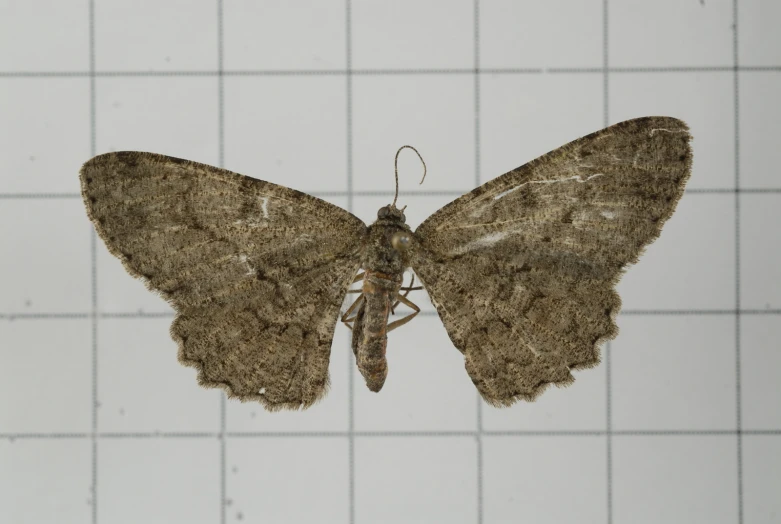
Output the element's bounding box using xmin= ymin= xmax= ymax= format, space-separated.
xmin=119 ymin=408 xmax=125 ymax=416
xmin=95 ymin=401 xmax=102 ymax=409
xmin=225 ymin=498 xmax=233 ymax=507
xmin=275 ymin=159 xmax=283 ymax=167
xmin=112 ymin=101 xmax=121 ymax=109
xmin=28 ymin=156 xmax=35 ymax=162
xmin=232 ymin=466 xmax=238 ymax=473
xmin=24 ymin=300 xmax=32 ymax=307
xmin=236 ymin=512 xmax=244 ymax=521
xmin=250 ymin=411 xmax=256 ymax=418
xmin=165 ymin=56 xmax=171 ymax=62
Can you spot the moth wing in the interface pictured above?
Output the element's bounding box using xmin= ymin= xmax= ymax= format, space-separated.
xmin=412 ymin=117 xmax=692 ymax=406
xmin=81 ymin=152 xmax=366 ymax=410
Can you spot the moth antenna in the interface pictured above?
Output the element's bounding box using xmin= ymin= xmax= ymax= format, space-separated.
xmin=393 ymin=145 xmax=427 ymax=208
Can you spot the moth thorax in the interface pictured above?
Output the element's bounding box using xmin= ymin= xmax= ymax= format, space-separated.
xmin=391 ymin=231 xmax=411 ymax=251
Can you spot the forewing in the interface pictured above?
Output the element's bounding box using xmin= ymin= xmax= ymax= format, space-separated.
xmin=81 ymin=152 xmax=366 ymax=410
xmin=412 ymin=117 xmax=692 ymax=406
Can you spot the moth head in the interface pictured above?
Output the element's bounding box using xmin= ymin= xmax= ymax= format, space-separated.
xmin=377 ymin=205 xmax=406 ymax=223
xmin=391 ymin=231 xmax=412 ymax=251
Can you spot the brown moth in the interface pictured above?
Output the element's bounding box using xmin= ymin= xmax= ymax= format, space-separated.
xmin=80 ymin=116 xmax=692 ymax=411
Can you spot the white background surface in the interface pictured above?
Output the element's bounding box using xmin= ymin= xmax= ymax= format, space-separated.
xmin=1 ymin=1 xmax=780 ymax=523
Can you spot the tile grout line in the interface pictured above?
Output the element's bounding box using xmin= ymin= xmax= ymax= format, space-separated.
xmin=217 ymin=2 xmax=227 ymax=523
xmin=2 ymin=65 xmax=781 ymax=77
xmin=474 ymin=2 xmax=484 ymax=523
xmin=88 ymin=1 xmax=98 ymax=523
xmin=733 ymin=1 xmax=744 ymax=523
xmin=3 ymin=308 xmax=781 ymax=322
xmin=346 ymin=2 xmax=355 ymax=523
xmin=2 ymin=429 xmax=779 ymax=440
xmin=1 ymin=188 xmax=780 ymax=200
xmin=603 ymin=2 xmax=613 ymax=523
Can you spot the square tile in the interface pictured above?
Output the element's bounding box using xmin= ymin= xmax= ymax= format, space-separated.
xmin=227 ymin=437 xmax=348 ymax=523
xmin=738 ymin=0 xmax=781 ymax=66
xmin=612 ymin=435 xmax=739 ymax=524
xmin=480 ymin=0 xmax=603 ymax=69
xmin=483 ymin=436 xmax=607 ymax=524
xmin=226 ymin=327 xmax=350 ymax=433
xmin=95 ymin=77 xmax=219 ymax=166
xmin=616 ymin=194 xmax=735 ymax=310
xmin=609 ymin=0 xmax=733 ymax=68
xmin=223 ymin=76 xmax=347 ymax=194
xmin=352 ymin=75 xmax=475 ymax=192
xmin=98 ymin=318 xmax=220 ymax=433
xmin=0 ymin=0 xmax=89 ymax=71
xmin=611 ymin=316 xmax=736 ymax=431
xmin=354 ymin=316 xmax=478 ymax=432
xmin=224 ymin=0 xmax=345 ymax=71
xmin=99 ymin=438 xmax=220 ymax=524
xmin=352 ymin=0 xmax=473 ymax=69
xmin=741 ymin=195 xmax=781 ymax=310
xmin=611 ymin=72 xmax=735 ymax=189
xmin=95 ymin=0 xmax=217 ymax=71
xmin=0 ymin=320 xmax=92 ymax=434
xmin=0 ymin=200 xmax=92 ymax=313
xmin=743 ymin=435 xmax=781 ymax=524
xmin=740 ymin=316 xmax=781 ymax=430
xmin=355 ymin=436 xmax=477 ymax=524
xmin=481 ymin=354 xmax=606 ymax=432
xmin=739 ymin=73 xmax=781 ymax=189
xmin=0 ymin=439 xmax=91 ymax=524
xmin=480 ymin=73 xmax=603 ymax=185
xmin=0 ymin=78 xmax=91 ymax=193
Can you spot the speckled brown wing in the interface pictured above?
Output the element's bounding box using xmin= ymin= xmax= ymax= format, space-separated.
xmin=411 ymin=117 xmax=692 ymax=406
xmin=81 ymin=152 xmax=366 ymax=411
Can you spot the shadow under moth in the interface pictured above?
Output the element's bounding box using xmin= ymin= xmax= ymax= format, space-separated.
xmin=80 ymin=116 xmax=692 ymax=411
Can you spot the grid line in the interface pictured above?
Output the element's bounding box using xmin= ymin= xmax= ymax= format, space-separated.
xmin=733 ymin=1 xmax=744 ymax=523
xmin=4 ymin=188 xmax=778 ymax=201
xmin=2 ymin=66 xmax=780 ymax=78
xmin=88 ymin=0 xmax=98 ymax=522
xmin=345 ymin=2 xmax=355 ymax=523
xmin=2 ymin=429 xmax=778 ymax=441
xmin=216 ymin=1 xmax=227 ymax=523
xmin=3 ymin=309 xmax=781 ymax=322
xmin=603 ymin=3 xmax=614 ymax=523
xmin=473 ymin=3 xmax=484 ymax=523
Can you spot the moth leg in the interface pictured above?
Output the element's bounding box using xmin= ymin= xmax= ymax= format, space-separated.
xmin=387 ymin=293 xmax=420 ymax=332
xmin=391 ymin=274 xmax=420 ymax=315
xmin=345 ymin=271 xmax=366 ymax=295
xmin=341 ymin=293 xmax=366 ymax=331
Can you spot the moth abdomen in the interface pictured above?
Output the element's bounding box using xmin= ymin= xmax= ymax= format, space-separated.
xmin=351 ymin=270 xmax=402 ymax=392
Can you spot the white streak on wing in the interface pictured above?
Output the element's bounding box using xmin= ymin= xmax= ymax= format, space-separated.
xmin=493 ymin=173 xmax=605 ymax=201
xmin=234 ymin=254 xmax=255 ymax=276
xmin=449 ymin=230 xmax=511 ymax=255
xmin=260 ymin=197 xmax=270 ymax=219
xmin=601 ymin=210 xmax=615 ymax=220
xmin=649 ymin=128 xmax=687 ymax=136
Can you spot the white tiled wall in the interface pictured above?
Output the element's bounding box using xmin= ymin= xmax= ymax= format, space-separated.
xmin=1 ymin=1 xmax=779 ymax=524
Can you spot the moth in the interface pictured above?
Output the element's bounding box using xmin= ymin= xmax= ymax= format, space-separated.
xmin=80 ymin=116 xmax=692 ymax=411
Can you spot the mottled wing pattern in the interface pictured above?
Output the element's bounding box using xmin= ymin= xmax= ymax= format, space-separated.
xmin=81 ymin=152 xmax=366 ymax=410
xmin=412 ymin=117 xmax=692 ymax=406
